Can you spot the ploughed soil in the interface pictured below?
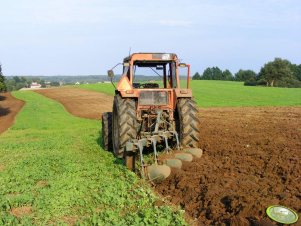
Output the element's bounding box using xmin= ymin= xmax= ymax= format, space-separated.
xmin=0 ymin=92 xmax=25 ymax=134
xmin=156 ymin=107 xmax=301 ymax=226
xmin=35 ymin=87 xmax=113 ymax=120
xmin=35 ymin=88 xmax=301 ymax=225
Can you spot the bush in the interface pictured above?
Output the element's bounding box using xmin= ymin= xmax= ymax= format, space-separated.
xmin=0 ymin=82 xmax=6 ymax=92
xmin=244 ymin=79 xmax=257 ymax=86
xmin=50 ymin=81 xmax=60 ymax=86
xmin=276 ymin=77 xmax=301 ymax=88
xmin=256 ymin=79 xmax=267 ymax=86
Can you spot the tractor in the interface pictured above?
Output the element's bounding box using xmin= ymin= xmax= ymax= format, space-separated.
xmin=102 ymin=53 xmax=201 ymax=182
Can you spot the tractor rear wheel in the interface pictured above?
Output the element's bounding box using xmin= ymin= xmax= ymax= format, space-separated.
xmin=112 ymin=95 xmax=137 ymax=158
xmin=101 ymin=112 xmax=112 ymax=151
xmin=176 ymin=98 xmax=200 ymax=148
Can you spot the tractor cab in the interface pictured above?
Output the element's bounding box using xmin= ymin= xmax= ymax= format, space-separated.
xmin=125 ymin=53 xmax=190 ymax=89
xmin=126 ymin=56 xmax=178 ymax=89
xmin=108 ymin=53 xmax=191 ymax=98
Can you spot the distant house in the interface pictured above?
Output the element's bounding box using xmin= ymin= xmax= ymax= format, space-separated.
xmin=75 ymin=82 xmax=80 ymax=85
xmin=30 ymin=82 xmax=41 ymax=89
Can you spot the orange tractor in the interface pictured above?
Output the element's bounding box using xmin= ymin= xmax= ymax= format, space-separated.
xmin=102 ymin=53 xmax=202 ymax=181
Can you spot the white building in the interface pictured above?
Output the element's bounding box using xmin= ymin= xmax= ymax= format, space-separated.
xmin=30 ymin=82 xmax=41 ymax=89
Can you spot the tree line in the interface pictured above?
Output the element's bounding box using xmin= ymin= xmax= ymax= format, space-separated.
xmin=192 ymin=58 xmax=301 ymax=88
xmin=4 ymin=76 xmax=61 ymax=91
xmin=0 ymin=64 xmax=6 ymax=92
xmin=1 ymin=57 xmax=301 ymax=91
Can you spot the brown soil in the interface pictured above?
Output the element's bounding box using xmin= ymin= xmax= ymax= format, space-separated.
xmin=34 ymin=88 xmax=301 ymax=225
xmin=0 ymin=92 xmax=25 ymax=134
xmin=61 ymin=216 xmax=78 ymax=225
xmin=36 ymin=180 xmax=49 ymax=188
xmin=10 ymin=206 xmax=32 ymax=218
xmin=34 ymin=88 xmax=113 ymax=120
xmin=155 ymin=107 xmax=301 ymax=225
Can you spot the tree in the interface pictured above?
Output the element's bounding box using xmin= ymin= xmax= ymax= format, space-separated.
xmin=202 ymin=68 xmax=213 ymax=80
xmin=5 ymin=76 xmax=31 ymax=91
xmin=50 ymin=81 xmax=60 ymax=87
xmin=235 ymin=69 xmax=257 ymax=81
xmin=0 ymin=64 xmax=7 ymax=92
xmin=222 ymin=69 xmax=234 ymax=81
xmin=201 ymin=67 xmax=233 ymax=80
xmin=13 ymin=76 xmax=21 ymax=83
xmin=212 ymin=67 xmax=223 ymax=80
xmin=258 ymin=58 xmax=293 ymax=87
xmin=201 ymin=67 xmax=223 ymax=80
xmin=192 ymin=72 xmax=201 ymax=80
xmin=291 ymin=64 xmax=301 ymax=81
xmin=40 ymin=80 xmax=46 ymax=88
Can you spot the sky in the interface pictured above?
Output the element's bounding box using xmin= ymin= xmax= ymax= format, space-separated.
xmin=0 ymin=0 xmax=300 ymax=75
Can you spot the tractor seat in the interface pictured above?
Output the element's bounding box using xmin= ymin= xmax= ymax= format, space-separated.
xmin=140 ymin=83 xmax=159 ymax=88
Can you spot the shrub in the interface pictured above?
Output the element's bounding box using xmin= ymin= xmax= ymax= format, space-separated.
xmin=276 ymin=77 xmax=301 ymax=88
xmin=256 ymin=79 xmax=267 ymax=86
xmin=244 ymin=79 xmax=257 ymax=86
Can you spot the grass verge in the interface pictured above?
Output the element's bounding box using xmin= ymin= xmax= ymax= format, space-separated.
xmin=0 ymin=91 xmax=186 ymax=225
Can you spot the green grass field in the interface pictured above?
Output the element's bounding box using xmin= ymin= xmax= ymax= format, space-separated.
xmin=78 ymin=80 xmax=301 ymax=107
xmin=0 ymin=91 xmax=186 ymax=225
xmin=77 ymin=83 xmax=115 ymax=96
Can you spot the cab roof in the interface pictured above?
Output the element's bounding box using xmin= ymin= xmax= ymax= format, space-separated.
xmin=123 ymin=53 xmax=178 ymax=63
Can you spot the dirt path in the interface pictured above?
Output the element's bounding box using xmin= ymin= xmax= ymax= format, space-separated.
xmin=34 ymin=88 xmax=301 ymax=225
xmin=35 ymin=87 xmax=113 ymax=120
xmin=0 ymin=92 xmax=25 ymax=134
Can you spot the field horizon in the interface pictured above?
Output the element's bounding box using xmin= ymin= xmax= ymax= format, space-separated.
xmin=77 ymin=80 xmax=301 ymax=107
